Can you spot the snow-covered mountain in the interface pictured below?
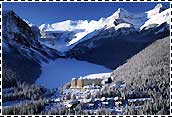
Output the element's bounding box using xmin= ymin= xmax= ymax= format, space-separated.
xmin=2 ymin=3 xmax=170 ymax=68
xmin=2 ymin=11 xmax=61 ymax=63
xmin=39 ymin=4 xmax=170 ymax=53
xmin=66 ymin=4 xmax=170 ymax=69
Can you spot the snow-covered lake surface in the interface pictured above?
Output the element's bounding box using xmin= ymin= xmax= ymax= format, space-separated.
xmin=3 ymin=100 xmax=31 ymax=108
xmin=36 ymin=58 xmax=112 ymax=89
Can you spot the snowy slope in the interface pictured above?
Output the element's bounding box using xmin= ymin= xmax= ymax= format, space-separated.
xmin=39 ymin=19 xmax=106 ymax=52
xmin=81 ymin=72 xmax=111 ymax=80
xmin=140 ymin=8 xmax=170 ymax=30
xmin=39 ymin=4 xmax=170 ymax=53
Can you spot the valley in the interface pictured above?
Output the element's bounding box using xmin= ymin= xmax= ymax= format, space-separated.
xmin=2 ymin=3 xmax=170 ymax=115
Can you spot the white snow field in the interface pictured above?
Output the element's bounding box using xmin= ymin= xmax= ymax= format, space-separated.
xmin=36 ymin=58 xmax=112 ymax=89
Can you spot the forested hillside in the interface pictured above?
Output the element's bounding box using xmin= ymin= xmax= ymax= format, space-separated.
xmin=111 ymin=36 xmax=170 ymax=114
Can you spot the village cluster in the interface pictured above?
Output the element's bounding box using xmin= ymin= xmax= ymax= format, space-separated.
xmin=50 ymin=74 xmax=152 ymax=114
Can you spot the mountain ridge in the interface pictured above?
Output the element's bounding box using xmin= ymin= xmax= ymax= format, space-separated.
xmin=37 ymin=3 xmax=170 ymax=52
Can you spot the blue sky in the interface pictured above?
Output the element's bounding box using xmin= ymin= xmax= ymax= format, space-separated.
xmin=3 ymin=2 xmax=170 ymax=26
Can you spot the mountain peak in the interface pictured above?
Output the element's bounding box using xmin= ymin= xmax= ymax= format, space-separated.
xmin=146 ymin=3 xmax=168 ymax=19
xmin=154 ymin=3 xmax=167 ymax=12
xmin=113 ymin=8 xmax=128 ymax=16
xmin=116 ymin=8 xmax=126 ymax=13
xmin=108 ymin=8 xmax=129 ymax=20
xmin=155 ymin=3 xmax=163 ymax=8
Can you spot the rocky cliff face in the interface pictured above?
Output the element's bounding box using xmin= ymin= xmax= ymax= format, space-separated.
xmin=2 ymin=11 xmax=60 ymax=63
xmin=2 ymin=11 xmax=61 ymax=87
xmin=2 ymin=43 xmax=41 ymax=88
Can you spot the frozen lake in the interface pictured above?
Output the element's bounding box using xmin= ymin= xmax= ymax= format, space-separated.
xmin=36 ymin=58 xmax=111 ymax=89
xmin=3 ymin=100 xmax=31 ymax=108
